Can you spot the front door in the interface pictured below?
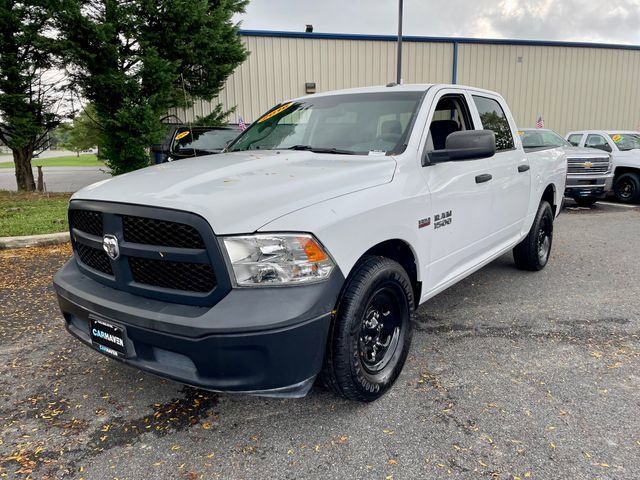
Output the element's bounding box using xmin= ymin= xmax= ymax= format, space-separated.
xmin=419 ymin=89 xmax=493 ymax=291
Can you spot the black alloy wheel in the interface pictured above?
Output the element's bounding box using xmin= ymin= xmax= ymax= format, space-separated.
xmin=513 ymin=200 xmax=554 ymax=271
xmin=321 ymin=255 xmax=414 ymax=402
xmin=537 ymin=213 xmax=552 ymax=265
xmin=358 ymin=285 xmax=404 ymax=375
xmin=614 ymin=173 xmax=640 ymax=203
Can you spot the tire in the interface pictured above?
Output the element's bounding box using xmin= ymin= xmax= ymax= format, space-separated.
xmin=573 ymin=196 xmax=597 ymax=208
xmin=320 ymin=255 xmax=414 ymax=402
xmin=613 ymin=173 xmax=640 ymax=204
xmin=513 ymin=200 xmax=554 ymax=271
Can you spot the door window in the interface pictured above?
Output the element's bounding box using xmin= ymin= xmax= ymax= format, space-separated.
xmin=585 ymin=134 xmax=612 ymax=152
xmin=567 ymin=134 xmax=583 ymax=146
xmin=472 ymin=96 xmax=515 ymax=151
xmin=425 ymin=94 xmax=473 ymax=151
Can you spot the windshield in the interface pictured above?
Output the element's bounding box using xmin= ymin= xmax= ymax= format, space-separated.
xmin=518 ymin=130 xmax=571 ymax=149
xmin=227 ymin=92 xmax=424 ymax=155
xmin=173 ymin=128 xmax=240 ymax=154
xmin=610 ymin=133 xmax=640 ymax=151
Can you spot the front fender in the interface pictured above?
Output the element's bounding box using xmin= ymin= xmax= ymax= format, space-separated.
xmin=258 ymin=180 xmax=429 ymax=283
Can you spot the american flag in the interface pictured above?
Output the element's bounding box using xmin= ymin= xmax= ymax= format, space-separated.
xmin=536 ymin=115 xmax=544 ymax=129
xmin=238 ymin=117 xmax=247 ymax=131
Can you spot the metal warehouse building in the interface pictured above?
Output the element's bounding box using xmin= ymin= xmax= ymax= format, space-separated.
xmin=173 ymin=30 xmax=640 ymax=134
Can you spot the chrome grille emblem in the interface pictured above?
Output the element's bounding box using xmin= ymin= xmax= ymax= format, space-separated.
xmin=102 ymin=234 xmax=120 ymax=260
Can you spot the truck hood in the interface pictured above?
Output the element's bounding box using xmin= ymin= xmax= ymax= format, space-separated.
xmin=73 ymin=151 xmax=397 ymax=234
xmin=563 ymin=146 xmax=610 ymax=157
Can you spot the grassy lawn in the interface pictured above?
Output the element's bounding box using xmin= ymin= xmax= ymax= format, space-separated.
xmin=0 ymin=191 xmax=71 ymax=237
xmin=0 ymin=154 xmax=103 ymax=169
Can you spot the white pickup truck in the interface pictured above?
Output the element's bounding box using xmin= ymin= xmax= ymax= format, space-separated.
xmin=566 ymin=130 xmax=640 ymax=203
xmin=54 ymin=84 xmax=566 ymax=402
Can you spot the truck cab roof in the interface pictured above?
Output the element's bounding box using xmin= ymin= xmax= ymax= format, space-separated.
xmin=289 ymin=83 xmax=503 ymax=103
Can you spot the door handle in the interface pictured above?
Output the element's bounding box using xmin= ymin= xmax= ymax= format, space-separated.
xmin=518 ymin=164 xmax=530 ymax=173
xmin=475 ymin=173 xmax=492 ymax=184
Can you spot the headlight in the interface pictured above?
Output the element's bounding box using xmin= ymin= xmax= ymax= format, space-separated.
xmin=222 ymin=233 xmax=335 ymax=286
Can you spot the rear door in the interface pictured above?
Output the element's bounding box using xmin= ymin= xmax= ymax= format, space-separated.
xmin=419 ymin=88 xmax=493 ymax=290
xmin=470 ymin=94 xmax=531 ymax=247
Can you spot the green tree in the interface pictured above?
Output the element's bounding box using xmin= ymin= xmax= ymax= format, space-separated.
xmin=479 ymin=111 xmax=515 ymax=150
xmin=0 ymin=0 xmax=63 ymax=191
xmin=56 ymin=0 xmax=248 ymax=175
xmin=57 ymin=104 xmax=101 ymax=156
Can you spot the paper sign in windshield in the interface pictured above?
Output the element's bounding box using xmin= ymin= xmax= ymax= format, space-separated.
xmin=257 ymin=102 xmax=294 ymax=123
xmin=612 ymin=134 xmax=622 ymax=142
xmin=175 ymin=131 xmax=190 ymax=141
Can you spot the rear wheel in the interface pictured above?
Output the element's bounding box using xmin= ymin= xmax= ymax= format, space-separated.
xmin=573 ymin=196 xmax=597 ymax=208
xmin=513 ymin=201 xmax=554 ymax=271
xmin=321 ymin=255 xmax=413 ymax=402
xmin=613 ymin=173 xmax=640 ymax=203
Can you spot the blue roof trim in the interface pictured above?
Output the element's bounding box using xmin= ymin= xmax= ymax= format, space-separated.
xmin=239 ymin=29 xmax=640 ymax=52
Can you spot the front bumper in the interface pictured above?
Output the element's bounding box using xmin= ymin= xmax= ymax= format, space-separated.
xmin=565 ymin=173 xmax=614 ymax=198
xmin=54 ymin=259 xmax=344 ymax=397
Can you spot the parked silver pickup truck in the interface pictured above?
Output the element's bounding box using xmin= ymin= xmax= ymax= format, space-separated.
xmin=567 ymin=130 xmax=640 ymax=203
xmin=519 ymin=129 xmax=612 ymax=207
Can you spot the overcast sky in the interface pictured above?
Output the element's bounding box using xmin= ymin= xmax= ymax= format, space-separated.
xmin=235 ymin=0 xmax=640 ymax=45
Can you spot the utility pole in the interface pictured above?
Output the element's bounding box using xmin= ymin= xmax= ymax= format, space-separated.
xmin=396 ymin=0 xmax=404 ymax=84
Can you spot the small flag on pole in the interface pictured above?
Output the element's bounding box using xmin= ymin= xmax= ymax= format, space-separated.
xmin=536 ymin=115 xmax=544 ymax=129
xmin=238 ymin=117 xmax=247 ymax=131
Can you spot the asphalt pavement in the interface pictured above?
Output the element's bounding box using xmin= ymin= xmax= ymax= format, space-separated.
xmin=0 ymin=203 xmax=639 ymax=479
xmin=0 ymin=166 xmax=110 ymax=193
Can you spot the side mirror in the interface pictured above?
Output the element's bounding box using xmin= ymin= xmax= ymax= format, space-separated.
xmin=426 ymin=130 xmax=496 ymax=165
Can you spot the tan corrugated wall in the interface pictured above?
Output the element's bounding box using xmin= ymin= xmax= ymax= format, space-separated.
xmin=170 ymin=34 xmax=640 ymax=134
xmin=457 ymin=43 xmax=640 ymax=134
xmin=169 ymin=35 xmax=453 ymax=123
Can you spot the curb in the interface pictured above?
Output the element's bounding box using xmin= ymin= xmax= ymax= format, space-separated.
xmin=0 ymin=232 xmax=70 ymax=250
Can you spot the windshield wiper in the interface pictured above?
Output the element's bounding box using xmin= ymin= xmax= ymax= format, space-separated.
xmin=177 ymin=148 xmax=218 ymax=155
xmin=285 ymin=145 xmax=359 ymax=155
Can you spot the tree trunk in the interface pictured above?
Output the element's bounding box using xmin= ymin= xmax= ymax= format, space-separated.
xmin=13 ymin=147 xmax=36 ymax=191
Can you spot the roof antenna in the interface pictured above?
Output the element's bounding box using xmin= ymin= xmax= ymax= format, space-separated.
xmin=396 ymin=0 xmax=404 ymax=84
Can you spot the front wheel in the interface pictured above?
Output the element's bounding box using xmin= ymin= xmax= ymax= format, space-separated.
xmin=513 ymin=201 xmax=554 ymax=271
xmin=613 ymin=173 xmax=640 ymax=204
xmin=320 ymin=256 xmax=414 ymax=402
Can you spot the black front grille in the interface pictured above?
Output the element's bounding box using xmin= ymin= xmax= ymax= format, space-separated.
xmin=129 ymin=257 xmax=216 ymax=292
xmin=123 ymin=216 xmax=205 ymax=248
xmin=68 ymin=202 xmax=228 ymax=306
xmin=76 ymin=243 xmax=113 ymax=275
xmin=70 ymin=210 xmax=103 ymax=236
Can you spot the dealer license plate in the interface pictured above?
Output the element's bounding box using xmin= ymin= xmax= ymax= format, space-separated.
xmin=90 ymin=317 xmax=127 ymax=358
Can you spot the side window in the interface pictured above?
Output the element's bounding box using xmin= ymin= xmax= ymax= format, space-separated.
xmin=567 ymin=134 xmax=583 ymax=147
xmin=426 ymin=94 xmax=473 ymax=151
xmin=472 ymin=96 xmax=515 ymax=151
xmin=585 ymin=134 xmax=612 ymax=153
